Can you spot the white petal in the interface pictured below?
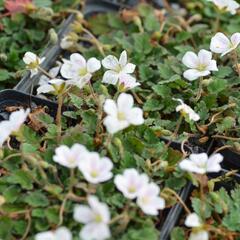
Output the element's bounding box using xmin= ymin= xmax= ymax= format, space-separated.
xmin=206 ymin=60 xmax=218 ymax=71
xmin=185 ymin=213 xmax=202 ymax=227
xmin=103 ymin=99 xmax=118 ymax=117
xmin=210 ymin=32 xmax=230 ymax=55
xmin=73 ymin=205 xmax=94 ymax=224
xmin=37 ymin=84 xmax=55 ymax=95
xmin=103 ymin=116 xmax=128 ymax=134
xmin=60 ymin=61 xmax=75 ymax=79
xmin=189 ymin=230 xmax=209 ymax=240
xmin=182 ymin=52 xmax=199 ymax=69
xmin=198 ymin=49 xmax=212 ymax=66
xmin=70 ymin=53 xmax=86 ymax=68
xmin=179 ymin=159 xmax=206 ymax=174
xmin=87 ymin=58 xmax=101 ymax=73
xmin=119 ymin=74 xmax=140 ymax=90
xmin=102 ymin=55 xmax=119 ymax=70
xmin=23 ymin=52 xmax=37 ymax=64
xmin=122 ymin=63 xmax=136 ymax=74
xmin=183 ymin=69 xmax=204 ymax=81
xmin=80 ymin=223 xmax=111 ymax=240
xmin=102 ymin=70 xmax=119 ymax=85
xmin=231 ymin=32 xmax=240 ymax=48
xmin=35 ymin=231 xmax=55 ymax=240
xmin=206 ymin=153 xmax=223 ymax=172
xmin=0 ymin=122 xmax=11 ymax=147
xmin=55 ymin=227 xmax=72 ymax=240
xmin=119 ymin=50 xmax=128 ymax=67
xmin=126 ymin=107 xmax=144 ymax=125
xmin=117 ymin=93 xmax=134 ymax=112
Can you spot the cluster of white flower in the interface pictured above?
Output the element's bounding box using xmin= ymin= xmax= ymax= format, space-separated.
xmin=208 ymin=0 xmax=239 ymax=15
xmin=182 ymin=32 xmax=240 ymax=81
xmin=0 ymin=108 xmax=29 ymax=147
xmin=53 ymin=144 xmax=113 ymax=184
xmin=115 ymin=168 xmax=165 ymax=215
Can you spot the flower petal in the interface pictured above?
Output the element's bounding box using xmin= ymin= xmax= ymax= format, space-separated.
xmin=189 ymin=230 xmax=209 ymax=240
xmin=119 ymin=50 xmax=127 ymax=67
xmin=80 ymin=223 xmax=111 ymax=240
xmin=102 ymin=55 xmax=119 ymax=70
xmin=103 ymin=99 xmax=117 ymax=117
xmin=206 ymin=60 xmax=218 ymax=71
xmin=73 ymin=205 xmax=94 ymax=224
xmin=182 ymin=51 xmax=199 ymax=68
xmin=37 ymin=84 xmax=55 ymax=95
xmin=102 ymin=70 xmax=119 ymax=85
xmin=122 ymin=63 xmax=136 ymax=74
xmin=198 ymin=49 xmax=212 ymax=66
xmin=183 ymin=69 xmax=204 ymax=81
xmin=207 ymin=153 xmax=223 ymax=172
xmin=87 ymin=57 xmax=101 ymax=73
xmin=126 ymin=108 xmax=144 ymax=125
xmin=210 ymin=32 xmax=231 ymax=55
xmin=103 ymin=116 xmax=128 ymax=134
xmin=70 ymin=53 xmax=86 ymax=68
xmin=117 ymin=93 xmax=134 ymax=112
xmin=60 ymin=61 xmax=75 ymax=79
xmin=185 ymin=213 xmax=202 ymax=227
xmin=231 ymin=32 xmax=240 ymax=48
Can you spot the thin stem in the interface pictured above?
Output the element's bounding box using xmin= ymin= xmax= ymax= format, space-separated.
xmin=20 ymin=211 xmax=31 ymax=240
xmin=56 ymin=94 xmax=63 ymax=142
xmin=38 ymin=66 xmax=54 ymax=79
xmin=82 ymin=27 xmax=105 ymax=56
xmin=163 ymin=188 xmax=191 ymax=214
xmin=195 ymin=77 xmax=203 ymax=101
xmin=213 ymin=145 xmax=233 ymax=154
xmin=212 ymin=135 xmax=240 ymax=141
xmin=233 ymin=50 xmax=240 ymax=77
xmin=88 ymin=82 xmax=98 ymax=103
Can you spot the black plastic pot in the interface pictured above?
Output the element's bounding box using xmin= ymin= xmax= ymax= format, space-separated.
xmin=0 ymin=89 xmax=58 ymax=120
xmin=213 ymin=140 xmax=240 ymax=169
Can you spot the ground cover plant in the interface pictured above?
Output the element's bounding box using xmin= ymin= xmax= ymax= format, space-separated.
xmin=0 ymin=0 xmax=78 ymax=89
xmin=0 ymin=0 xmax=240 ymax=239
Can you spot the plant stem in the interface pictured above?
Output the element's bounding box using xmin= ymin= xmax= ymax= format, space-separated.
xmin=232 ymin=50 xmax=240 ymax=77
xmin=56 ymin=94 xmax=63 ymax=142
xmin=163 ymin=188 xmax=191 ymax=214
xmin=82 ymin=27 xmax=105 ymax=56
xmin=195 ymin=76 xmax=203 ymax=101
xmin=212 ymin=135 xmax=240 ymax=141
xmin=38 ymin=66 xmax=54 ymax=79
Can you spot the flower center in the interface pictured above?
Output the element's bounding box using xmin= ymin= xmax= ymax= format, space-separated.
xmin=128 ymin=185 xmax=136 ymax=193
xmin=79 ymin=67 xmax=88 ymax=76
xmin=28 ymin=59 xmax=39 ymax=69
xmin=90 ymin=170 xmax=99 ymax=178
xmin=94 ymin=214 xmax=103 ymax=223
xmin=141 ymin=196 xmax=150 ymax=205
xmin=197 ymin=64 xmax=206 ymax=71
xmin=115 ymin=64 xmax=122 ymax=73
xmin=117 ymin=112 xmax=126 ymax=121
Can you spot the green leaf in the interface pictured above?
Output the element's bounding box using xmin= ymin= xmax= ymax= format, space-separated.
xmin=207 ymin=78 xmax=228 ymax=94
xmin=8 ymin=170 xmax=33 ymax=190
xmin=152 ymin=85 xmax=171 ymax=98
xmin=133 ymin=33 xmax=152 ymax=54
xmin=24 ymin=191 xmax=49 ymax=207
xmin=170 ymin=227 xmax=185 ymax=240
xmin=3 ymin=186 xmax=20 ymax=203
xmin=0 ymin=70 xmax=10 ymax=81
xmin=143 ymin=99 xmax=163 ymax=111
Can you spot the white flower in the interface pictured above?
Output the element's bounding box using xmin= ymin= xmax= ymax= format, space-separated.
xmin=118 ymin=74 xmax=140 ymax=91
xmin=60 ymin=53 xmax=101 ymax=88
xmin=23 ymin=52 xmax=45 ymax=77
xmin=78 ymin=152 xmax=113 ymax=184
xmin=137 ymin=182 xmax=165 ymax=215
xmin=182 ymin=49 xmax=218 ymax=81
xmin=74 ymin=195 xmax=111 ymax=240
xmin=0 ymin=108 xmax=30 ymax=147
xmin=103 ymin=93 xmax=144 ymax=134
xmin=102 ymin=50 xmax=139 ymax=90
xmin=60 ymin=35 xmax=75 ymax=50
xmin=37 ymin=79 xmax=71 ymax=95
xmin=53 ymin=144 xmax=88 ymax=169
xmin=185 ymin=213 xmax=209 ymax=240
xmin=208 ymin=0 xmax=239 ymax=15
xmin=189 ymin=230 xmax=209 ymax=240
xmin=35 ymin=227 xmax=72 ymax=240
xmin=185 ymin=213 xmax=202 ymax=228
xmin=39 ymin=63 xmax=61 ymax=85
xmin=179 ymin=153 xmax=223 ymax=174
xmin=174 ymin=98 xmax=200 ymax=122
xmin=114 ymin=168 xmax=149 ymax=199
xmin=210 ymin=32 xmax=240 ymax=57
